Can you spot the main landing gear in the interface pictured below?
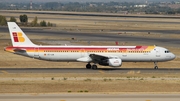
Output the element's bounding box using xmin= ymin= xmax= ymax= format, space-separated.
xmin=154 ymin=62 xmax=158 ymax=69
xmin=86 ymin=63 xmax=97 ymax=70
xmin=86 ymin=63 xmax=91 ymax=69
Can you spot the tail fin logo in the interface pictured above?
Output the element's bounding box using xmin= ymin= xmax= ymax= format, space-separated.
xmin=12 ymin=32 xmax=25 ymax=42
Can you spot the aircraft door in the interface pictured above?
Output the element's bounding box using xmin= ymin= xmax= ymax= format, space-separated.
xmin=122 ymin=50 xmax=127 ymax=57
xmin=155 ymin=48 xmax=161 ymax=57
xmin=122 ymin=52 xmax=127 ymax=57
xmin=81 ymin=49 xmax=86 ymax=57
xmin=34 ymin=47 xmax=39 ymax=58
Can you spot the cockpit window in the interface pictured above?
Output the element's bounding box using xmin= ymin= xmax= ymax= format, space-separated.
xmin=165 ymin=50 xmax=170 ymax=53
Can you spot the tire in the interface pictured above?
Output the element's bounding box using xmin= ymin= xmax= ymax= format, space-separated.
xmin=86 ymin=64 xmax=91 ymax=69
xmin=154 ymin=66 xmax=158 ymax=69
xmin=92 ymin=65 xmax=97 ymax=70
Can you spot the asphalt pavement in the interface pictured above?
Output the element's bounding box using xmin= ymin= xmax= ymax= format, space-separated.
xmin=0 ymin=93 xmax=180 ymax=101
xmin=0 ymin=68 xmax=180 ymax=74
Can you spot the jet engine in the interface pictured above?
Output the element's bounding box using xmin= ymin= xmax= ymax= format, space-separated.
xmin=99 ymin=58 xmax=122 ymax=67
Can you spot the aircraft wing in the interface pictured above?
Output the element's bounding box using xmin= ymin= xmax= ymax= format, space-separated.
xmin=77 ymin=53 xmax=118 ymax=63
xmin=89 ymin=54 xmax=109 ymax=62
xmin=76 ymin=53 xmax=109 ymax=62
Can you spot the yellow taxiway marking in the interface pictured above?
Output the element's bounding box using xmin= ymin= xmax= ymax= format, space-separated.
xmin=60 ymin=100 xmax=66 ymax=101
xmin=146 ymin=100 xmax=151 ymax=101
xmin=1 ymin=70 xmax=8 ymax=74
xmin=99 ymin=70 xmax=105 ymax=74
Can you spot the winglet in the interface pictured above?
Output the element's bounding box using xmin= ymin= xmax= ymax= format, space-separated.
xmin=7 ymin=22 xmax=36 ymax=47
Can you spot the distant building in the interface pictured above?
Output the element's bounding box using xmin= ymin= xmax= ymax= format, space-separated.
xmin=114 ymin=5 xmax=127 ymax=8
xmin=10 ymin=4 xmax=16 ymax=7
xmin=30 ymin=1 xmax=33 ymax=9
xmin=134 ymin=5 xmax=147 ymax=8
xmin=89 ymin=4 xmax=97 ymax=7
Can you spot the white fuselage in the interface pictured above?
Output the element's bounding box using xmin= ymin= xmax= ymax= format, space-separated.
xmin=15 ymin=45 xmax=175 ymax=62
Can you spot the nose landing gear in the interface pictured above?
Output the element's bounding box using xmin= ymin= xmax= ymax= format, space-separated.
xmin=154 ymin=62 xmax=158 ymax=69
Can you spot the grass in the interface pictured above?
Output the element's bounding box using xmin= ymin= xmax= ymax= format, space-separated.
xmin=3 ymin=10 xmax=180 ymax=32
xmin=84 ymin=78 xmax=91 ymax=81
xmin=77 ymin=90 xmax=89 ymax=93
xmin=1 ymin=77 xmax=180 ymax=93
xmin=0 ymin=10 xmax=180 ymax=93
xmin=127 ymin=76 xmax=131 ymax=78
xmin=140 ymin=78 xmax=144 ymax=80
xmin=103 ymin=78 xmax=112 ymax=81
xmin=84 ymin=90 xmax=89 ymax=92
xmin=63 ymin=77 xmax=67 ymax=80
xmin=78 ymin=90 xmax=83 ymax=93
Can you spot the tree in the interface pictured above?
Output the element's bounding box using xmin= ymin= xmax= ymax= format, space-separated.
xmin=9 ymin=16 xmax=16 ymax=22
xmin=47 ymin=22 xmax=53 ymax=27
xmin=40 ymin=20 xmax=46 ymax=27
xmin=31 ymin=16 xmax=38 ymax=27
xmin=0 ymin=15 xmax=7 ymax=26
xmin=19 ymin=14 xmax=28 ymax=23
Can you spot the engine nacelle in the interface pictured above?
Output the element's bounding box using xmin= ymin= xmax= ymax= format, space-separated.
xmin=99 ymin=58 xmax=122 ymax=67
xmin=108 ymin=58 xmax=122 ymax=67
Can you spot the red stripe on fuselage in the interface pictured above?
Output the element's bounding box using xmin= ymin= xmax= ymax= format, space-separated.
xmin=7 ymin=46 xmax=148 ymax=51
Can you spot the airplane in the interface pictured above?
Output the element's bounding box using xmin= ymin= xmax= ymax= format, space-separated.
xmin=5 ymin=22 xmax=176 ymax=69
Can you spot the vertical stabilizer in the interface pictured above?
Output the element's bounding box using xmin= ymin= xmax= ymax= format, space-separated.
xmin=7 ymin=22 xmax=36 ymax=47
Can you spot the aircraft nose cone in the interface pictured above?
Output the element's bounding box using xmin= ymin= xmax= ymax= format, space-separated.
xmin=166 ymin=53 xmax=176 ymax=60
xmin=172 ymin=53 xmax=176 ymax=60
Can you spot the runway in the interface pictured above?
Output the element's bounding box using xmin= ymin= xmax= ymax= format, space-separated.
xmin=0 ymin=93 xmax=180 ymax=101
xmin=0 ymin=68 xmax=180 ymax=74
xmin=2 ymin=10 xmax=180 ymax=19
xmin=4 ymin=15 xmax=180 ymax=24
xmin=1 ymin=26 xmax=180 ymax=34
xmin=0 ymin=27 xmax=180 ymax=47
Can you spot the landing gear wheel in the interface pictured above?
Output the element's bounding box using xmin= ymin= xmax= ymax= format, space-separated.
xmin=154 ymin=62 xmax=158 ymax=69
xmin=154 ymin=66 xmax=158 ymax=69
xmin=86 ymin=63 xmax=91 ymax=69
xmin=92 ymin=65 xmax=98 ymax=70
